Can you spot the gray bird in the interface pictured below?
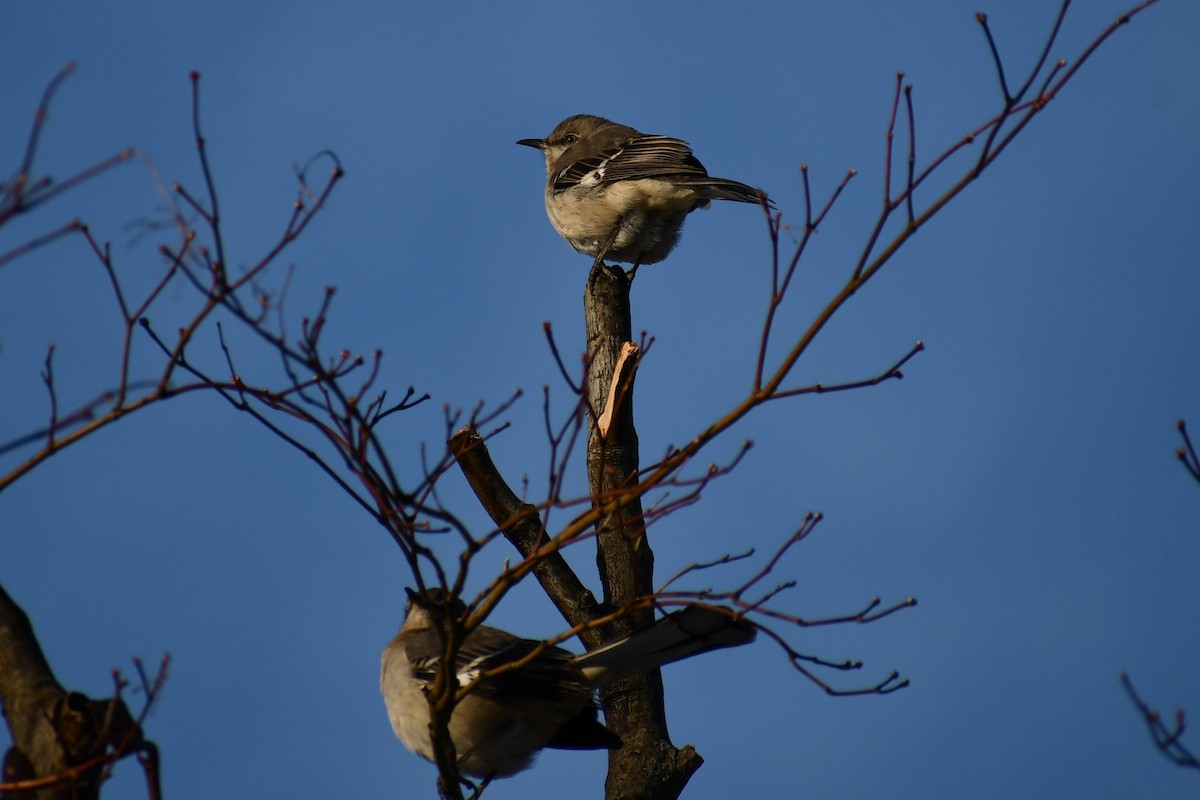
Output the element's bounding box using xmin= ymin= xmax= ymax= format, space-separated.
xmin=381 ymin=588 xmax=755 ymax=779
xmin=518 ymin=114 xmax=768 ymax=270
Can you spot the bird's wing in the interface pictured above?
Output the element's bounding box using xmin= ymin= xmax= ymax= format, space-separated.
xmin=553 ymin=134 xmax=710 ymax=192
xmin=405 ymin=626 xmax=593 ymax=707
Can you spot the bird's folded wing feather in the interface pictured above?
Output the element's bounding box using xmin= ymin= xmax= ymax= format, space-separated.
xmin=405 ymin=627 xmax=592 ymax=707
xmin=554 ymin=135 xmax=710 ymax=192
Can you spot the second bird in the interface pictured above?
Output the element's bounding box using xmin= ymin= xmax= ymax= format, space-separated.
xmin=518 ymin=114 xmax=768 ymax=270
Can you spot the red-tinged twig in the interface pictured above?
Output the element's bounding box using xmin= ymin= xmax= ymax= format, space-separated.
xmin=740 ymin=594 xmax=918 ymax=629
xmin=746 ymin=618 xmax=910 ymax=696
xmin=0 ymin=385 xmax=156 ymax=458
xmin=655 ymin=549 xmax=756 ymax=594
xmin=373 ymin=385 xmax=431 ymax=426
xmin=41 ymin=344 xmax=58 ymax=447
xmin=0 ymin=742 xmax=161 ymax=797
xmin=58 ymin=151 xmax=138 ymax=207
xmin=1007 ymin=4 xmax=1070 ymax=108
xmin=225 ymin=157 xmax=343 ymax=297
xmin=1037 ymin=59 xmax=1067 ymax=102
xmin=83 ymin=224 xmax=194 ymax=408
xmin=4 ymin=151 xmax=135 ymax=225
xmin=0 ymin=219 xmax=82 ymax=268
xmin=734 ymin=512 xmax=823 ymax=600
xmin=766 ymin=340 xmax=924 ymax=402
xmin=185 ymin=320 xmax=390 ymax=522
xmin=641 ymin=509 xmax=916 ymax=695
xmin=542 ymin=321 xmax=581 ymax=394
xmin=640 ymin=440 xmax=752 ymax=514
xmin=189 ymin=71 xmax=225 ymax=287
xmin=754 ymin=166 xmax=856 ymax=392
xmin=975 ymin=13 xmax=1012 ymax=103
xmin=904 ymin=84 xmax=916 ymax=225
xmin=1120 ymin=672 xmax=1200 ymax=770
xmin=883 ymin=72 xmax=905 ymax=208
xmin=1176 ymin=420 xmax=1200 ymax=484
xmin=171 ymin=181 xmax=212 ymax=225
xmin=759 ymin=599 xmax=914 ymax=694
xmin=353 ymin=350 xmax=385 ymax=419
xmin=18 ymin=62 xmax=77 ymax=181
xmin=542 ymin=380 xmax=589 ymax=515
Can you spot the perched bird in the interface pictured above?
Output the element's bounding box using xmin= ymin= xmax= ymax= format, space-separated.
xmin=381 ymin=588 xmax=755 ymax=780
xmin=517 ymin=114 xmax=768 ymax=270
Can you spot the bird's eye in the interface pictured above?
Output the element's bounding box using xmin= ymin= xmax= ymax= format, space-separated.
xmin=563 ymin=133 xmax=578 ymax=145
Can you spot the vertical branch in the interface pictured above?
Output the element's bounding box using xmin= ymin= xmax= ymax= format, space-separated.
xmin=583 ymin=265 xmax=701 ymax=800
xmin=584 ymin=267 xmax=651 ymax=613
xmin=903 ymin=84 xmax=916 ymax=225
xmin=188 ymin=71 xmax=226 ymax=288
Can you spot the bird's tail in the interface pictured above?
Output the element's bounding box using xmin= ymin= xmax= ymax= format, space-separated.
xmin=689 ymin=177 xmax=772 ymax=206
xmin=575 ymin=605 xmax=756 ymax=685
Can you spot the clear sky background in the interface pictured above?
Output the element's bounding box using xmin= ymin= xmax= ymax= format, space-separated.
xmin=3 ymin=2 xmax=1199 ymax=798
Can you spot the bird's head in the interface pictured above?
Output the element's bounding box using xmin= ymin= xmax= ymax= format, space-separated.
xmin=403 ymin=587 xmax=469 ymax=630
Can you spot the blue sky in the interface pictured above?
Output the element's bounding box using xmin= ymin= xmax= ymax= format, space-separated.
xmin=3 ymin=1 xmax=1199 ymax=798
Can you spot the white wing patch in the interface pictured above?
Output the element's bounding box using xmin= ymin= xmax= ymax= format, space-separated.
xmin=577 ymin=169 xmax=603 ymax=188
xmin=457 ymin=653 xmax=489 ymax=687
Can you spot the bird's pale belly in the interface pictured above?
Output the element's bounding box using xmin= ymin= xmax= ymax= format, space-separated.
xmin=545 ymin=180 xmax=704 ymax=265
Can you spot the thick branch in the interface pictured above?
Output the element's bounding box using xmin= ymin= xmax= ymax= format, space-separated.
xmin=449 ymin=426 xmax=603 ymax=640
xmin=0 ymin=582 xmax=137 ymax=800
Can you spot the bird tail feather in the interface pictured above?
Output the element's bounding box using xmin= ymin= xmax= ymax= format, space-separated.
xmin=575 ymin=605 xmax=755 ymax=685
xmin=689 ymin=177 xmax=771 ymax=206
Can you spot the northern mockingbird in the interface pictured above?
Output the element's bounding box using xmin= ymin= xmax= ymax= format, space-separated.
xmin=381 ymin=588 xmax=755 ymax=779
xmin=517 ymin=114 xmax=768 ymax=270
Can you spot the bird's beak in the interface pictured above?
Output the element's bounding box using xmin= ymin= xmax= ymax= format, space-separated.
xmin=516 ymin=137 xmax=545 ymax=150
